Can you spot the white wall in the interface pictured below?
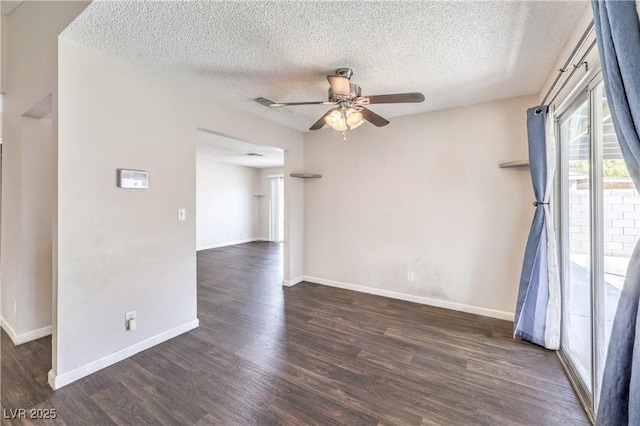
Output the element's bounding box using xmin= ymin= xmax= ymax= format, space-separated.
xmin=302 ymin=95 xmax=537 ymax=319
xmin=57 ymin=40 xmax=199 ymax=384
xmin=196 ymin=158 xmax=260 ymax=249
xmin=258 ymin=167 xmax=284 ymax=240
xmin=55 ymin=38 xmax=304 ymax=388
xmin=1 ymin=1 xmax=89 ymax=344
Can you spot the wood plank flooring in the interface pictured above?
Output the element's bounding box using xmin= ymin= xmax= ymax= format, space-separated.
xmin=1 ymin=241 xmax=589 ymax=425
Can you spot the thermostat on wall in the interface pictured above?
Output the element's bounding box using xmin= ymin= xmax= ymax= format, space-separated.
xmin=117 ymin=169 xmax=150 ymax=189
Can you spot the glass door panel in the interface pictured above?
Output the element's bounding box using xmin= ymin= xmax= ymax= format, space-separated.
xmin=593 ymin=84 xmax=636 ymax=406
xmin=561 ymin=96 xmax=592 ymax=392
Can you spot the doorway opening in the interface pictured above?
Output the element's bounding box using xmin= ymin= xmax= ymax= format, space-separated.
xmin=193 ymin=128 xmax=285 ymax=282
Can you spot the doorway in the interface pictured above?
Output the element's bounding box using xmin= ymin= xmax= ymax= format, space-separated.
xmin=194 ymin=128 xmax=285 ymax=279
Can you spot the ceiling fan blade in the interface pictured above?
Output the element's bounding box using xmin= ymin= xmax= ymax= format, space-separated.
xmin=327 ymin=76 xmax=351 ymax=96
xmin=254 ymin=97 xmax=329 ymax=108
xmin=363 ymin=92 xmax=425 ymax=104
xmin=273 ymin=101 xmax=332 ymax=107
xmin=360 ymin=107 xmax=390 ymax=127
xmin=310 ymin=110 xmax=333 ymax=130
xmin=254 ymin=97 xmax=277 ymax=107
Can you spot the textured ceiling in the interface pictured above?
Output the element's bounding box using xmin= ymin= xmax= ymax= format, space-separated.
xmin=61 ymin=1 xmax=588 ymax=132
xmin=196 ymin=129 xmax=283 ymax=169
xmin=1 ymin=1 xmax=22 ymax=16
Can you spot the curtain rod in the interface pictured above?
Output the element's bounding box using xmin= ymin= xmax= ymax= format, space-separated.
xmin=547 ymin=38 xmax=597 ymax=109
xmin=536 ymin=20 xmax=595 ymax=114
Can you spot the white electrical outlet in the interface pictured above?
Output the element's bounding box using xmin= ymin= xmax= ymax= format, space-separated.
xmin=12 ymin=300 xmax=17 ymax=315
xmin=407 ymin=271 xmax=415 ymax=282
xmin=125 ymin=310 xmax=137 ymax=331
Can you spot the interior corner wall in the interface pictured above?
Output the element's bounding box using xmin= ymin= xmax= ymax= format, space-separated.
xmin=55 ymin=39 xmax=303 ymax=387
xmin=302 ymin=94 xmax=537 ymax=319
xmin=0 ymin=1 xmax=89 ymax=343
xmin=196 ymin=158 xmax=260 ymax=250
xmin=258 ymin=167 xmax=284 ymax=240
xmin=19 ymin=116 xmax=54 ymax=334
xmin=1 ymin=15 xmax=8 ymax=94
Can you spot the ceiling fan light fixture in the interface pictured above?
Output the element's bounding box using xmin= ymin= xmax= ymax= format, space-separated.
xmin=325 ymin=108 xmax=347 ymax=131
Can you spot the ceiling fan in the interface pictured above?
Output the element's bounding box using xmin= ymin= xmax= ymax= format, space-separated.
xmin=255 ymin=68 xmax=425 ymax=133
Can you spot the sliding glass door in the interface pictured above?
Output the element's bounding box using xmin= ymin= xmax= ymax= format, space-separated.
xmin=558 ymin=78 xmax=635 ymax=416
xmin=560 ymin=94 xmax=592 ymax=395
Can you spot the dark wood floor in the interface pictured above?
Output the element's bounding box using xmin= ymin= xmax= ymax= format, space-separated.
xmin=1 ymin=241 xmax=589 ymax=425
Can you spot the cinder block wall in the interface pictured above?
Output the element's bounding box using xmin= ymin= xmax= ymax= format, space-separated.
xmin=569 ymin=188 xmax=640 ymax=257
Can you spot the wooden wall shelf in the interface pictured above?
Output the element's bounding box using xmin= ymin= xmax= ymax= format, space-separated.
xmin=499 ymin=160 xmax=529 ymax=169
xmin=290 ymin=173 xmax=322 ymax=179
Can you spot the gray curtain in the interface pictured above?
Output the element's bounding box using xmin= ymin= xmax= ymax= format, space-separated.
xmin=513 ymin=107 xmax=550 ymax=346
xmin=591 ymin=1 xmax=640 ymax=424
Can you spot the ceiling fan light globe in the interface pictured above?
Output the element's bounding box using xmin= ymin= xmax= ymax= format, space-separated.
xmin=346 ymin=108 xmax=363 ymax=128
xmin=325 ymin=109 xmax=347 ymax=131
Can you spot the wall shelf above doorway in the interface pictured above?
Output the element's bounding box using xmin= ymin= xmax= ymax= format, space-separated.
xmin=499 ymin=159 xmax=529 ymax=169
xmin=290 ymin=173 xmax=322 ymax=179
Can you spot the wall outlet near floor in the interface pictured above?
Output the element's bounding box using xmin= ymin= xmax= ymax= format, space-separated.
xmin=12 ymin=300 xmax=17 ymax=315
xmin=125 ymin=310 xmax=137 ymax=331
xmin=407 ymin=271 xmax=415 ymax=282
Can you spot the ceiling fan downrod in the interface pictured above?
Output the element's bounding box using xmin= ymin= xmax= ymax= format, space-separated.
xmin=334 ymin=68 xmax=353 ymax=79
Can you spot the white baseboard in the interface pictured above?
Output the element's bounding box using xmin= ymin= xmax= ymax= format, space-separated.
xmin=1 ymin=317 xmax=52 ymax=346
xmin=48 ymin=319 xmax=199 ymax=390
xmin=282 ymin=276 xmax=304 ymax=287
xmin=197 ymin=238 xmax=263 ymax=251
xmin=1 ymin=316 xmax=19 ymax=345
xmin=303 ymin=276 xmax=514 ymax=321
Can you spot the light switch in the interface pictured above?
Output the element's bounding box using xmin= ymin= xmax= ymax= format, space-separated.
xmin=177 ymin=208 xmax=186 ymax=221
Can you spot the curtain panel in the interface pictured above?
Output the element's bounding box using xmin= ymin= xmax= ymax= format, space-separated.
xmin=513 ymin=106 xmax=561 ymax=350
xmin=591 ymin=1 xmax=640 ymax=424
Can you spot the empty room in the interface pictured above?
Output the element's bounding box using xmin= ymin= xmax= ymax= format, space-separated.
xmin=1 ymin=1 xmax=639 ymax=424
